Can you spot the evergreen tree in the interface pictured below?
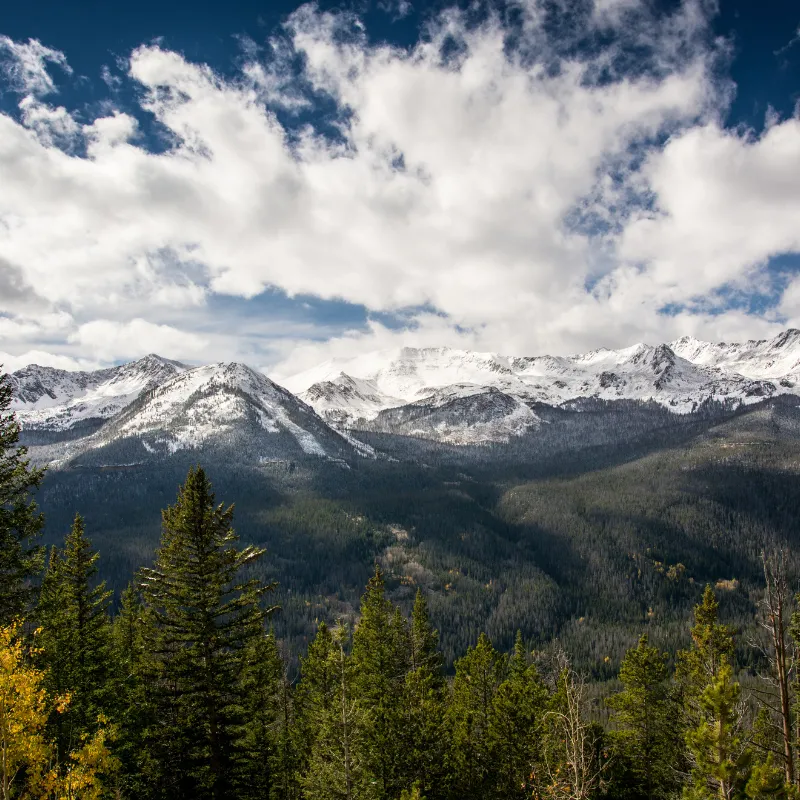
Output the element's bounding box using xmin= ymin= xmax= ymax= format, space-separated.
xmin=0 ymin=369 xmax=45 ymax=624
xmin=301 ymin=624 xmax=374 ymax=800
xmin=676 ymin=585 xmax=735 ymax=712
xmin=446 ymin=633 xmax=504 ymax=800
xmin=111 ymin=583 xmax=152 ymax=800
xmin=401 ymin=591 xmax=448 ymax=800
xmin=683 ymin=662 xmax=751 ymax=799
xmin=135 ymin=466 xmax=273 ymax=800
xmin=606 ymin=634 xmax=682 ymax=800
xmin=350 ymin=567 xmax=409 ymax=800
xmin=678 ymin=587 xmax=757 ymax=799
xmin=239 ymin=629 xmax=298 ymax=800
xmin=488 ymin=631 xmax=548 ymax=800
xmin=36 ymin=515 xmax=113 ymax=762
xmin=294 ymin=621 xmax=337 ymax=779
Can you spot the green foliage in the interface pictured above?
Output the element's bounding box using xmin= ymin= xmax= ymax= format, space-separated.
xmin=400 ymin=592 xmax=448 ymax=800
xmin=488 ymin=631 xmax=548 ymax=800
xmin=300 ymin=623 xmax=375 ymax=800
xmin=350 ymin=567 xmax=410 ymax=800
xmin=605 ymin=634 xmax=682 ymax=800
xmin=132 ymin=466 xmax=275 ymax=800
xmin=36 ymin=514 xmax=113 ymax=761
xmin=446 ymin=633 xmax=505 ymax=800
xmin=0 ymin=369 xmax=45 ymax=624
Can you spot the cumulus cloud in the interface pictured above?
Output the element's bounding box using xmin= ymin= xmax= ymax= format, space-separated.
xmin=67 ymin=319 xmax=209 ymax=361
xmin=0 ymin=0 xmax=799 ymax=376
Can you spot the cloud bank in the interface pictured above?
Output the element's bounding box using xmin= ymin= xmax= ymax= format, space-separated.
xmin=1 ymin=0 xmax=799 ymax=377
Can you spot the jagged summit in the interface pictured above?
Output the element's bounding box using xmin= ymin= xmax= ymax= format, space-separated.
xmin=10 ymin=354 xmax=188 ymax=430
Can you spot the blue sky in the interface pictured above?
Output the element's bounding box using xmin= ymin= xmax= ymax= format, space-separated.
xmin=0 ymin=0 xmax=799 ymax=376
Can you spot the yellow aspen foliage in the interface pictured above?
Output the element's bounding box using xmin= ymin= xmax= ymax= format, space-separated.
xmin=0 ymin=621 xmax=118 ymax=800
xmin=39 ymin=718 xmax=119 ymax=800
xmin=0 ymin=621 xmax=52 ymax=800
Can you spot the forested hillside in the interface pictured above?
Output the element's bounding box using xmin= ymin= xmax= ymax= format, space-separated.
xmin=27 ymin=395 xmax=800 ymax=672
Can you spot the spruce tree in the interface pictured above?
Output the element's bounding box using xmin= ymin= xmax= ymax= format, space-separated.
xmin=606 ymin=634 xmax=682 ymax=800
xmin=446 ymin=633 xmax=504 ymax=800
xmin=294 ymin=621 xmax=337 ymax=779
xmin=135 ymin=466 xmax=272 ymax=800
xmin=36 ymin=515 xmax=113 ymax=761
xmin=488 ymin=631 xmax=548 ymax=800
xmin=301 ymin=623 xmax=374 ymax=800
xmin=239 ymin=629 xmax=298 ymax=800
xmin=0 ymin=369 xmax=45 ymax=624
xmin=111 ymin=583 xmax=153 ymax=800
xmin=350 ymin=566 xmax=409 ymax=800
xmin=401 ymin=591 xmax=448 ymax=800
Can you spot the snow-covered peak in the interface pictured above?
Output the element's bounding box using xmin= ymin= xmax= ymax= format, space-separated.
xmin=287 ymin=332 xmax=800 ymax=434
xmin=68 ymin=361 xmax=364 ymax=462
xmin=10 ymin=354 xmax=187 ymax=430
xmin=670 ymin=329 xmax=800 ymax=380
xmin=300 ymin=372 xmax=406 ymax=427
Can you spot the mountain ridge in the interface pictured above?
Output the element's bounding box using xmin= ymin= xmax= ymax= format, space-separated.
xmin=8 ymin=329 xmax=800 ymax=454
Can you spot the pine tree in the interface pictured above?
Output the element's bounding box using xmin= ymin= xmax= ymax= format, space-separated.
xmin=301 ymin=623 xmax=374 ymax=800
xmin=36 ymin=515 xmax=113 ymax=762
xmin=446 ymin=633 xmax=504 ymax=800
xmin=678 ymin=587 xmax=755 ymax=799
xmin=350 ymin=566 xmax=409 ymax=800
xmin=401 ymin=591 xmax=448 ymax=800
xmin=488 ymin=631 xmax=548 ymax=800
xmin=683 ymin=662 xmax=751 ymax=799
xmin=135 ymin=466 xmax=273 ymax=800
xmin=0 ymin=369 xmax=45 ymax=625
xmin=605 ymin=634 xmax=682 ymax=800
xmin=239 ymin=629 xmax=298 ymax=800
xmin=677 ymin=585 xmax=735 ymax=712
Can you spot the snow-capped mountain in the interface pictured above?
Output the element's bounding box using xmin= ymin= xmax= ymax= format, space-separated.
xmin=9 ymin=328 xmax=800 ymax=455
xmin=10 ymin=360 xmax=369 ymax=466
xmin=366 ymin=385 xmax=542 ymax=444
xmin=299 ymin=373 xmax=406 ymax=428
xmin=285 ymin=330 xmax=800 ymax=443
xmin=10 ymin=355 xmax=186 ymax=432
xmin=670 ymin=329 xmax=800 ymax=383
xmin=81 ymin=362 xmax=362 ymax=461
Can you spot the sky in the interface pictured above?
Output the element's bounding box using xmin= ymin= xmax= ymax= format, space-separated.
xmin=0 ymin=0 xmax=799 ymax=379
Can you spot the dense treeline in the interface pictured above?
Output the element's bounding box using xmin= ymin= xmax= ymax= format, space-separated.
xmin=6 ymin=374 xmax=800 ymax=799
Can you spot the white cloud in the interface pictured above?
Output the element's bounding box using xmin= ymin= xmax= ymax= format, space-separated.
xmin=0 ymin=0 xmax=799 ymax=375
xmin=0 ymin=350 xmax=103 ymax=373
xmin=67 ymin=319 xmax=209 ymax=361
xmin=0 ymin=36 xmax=71 ymax=96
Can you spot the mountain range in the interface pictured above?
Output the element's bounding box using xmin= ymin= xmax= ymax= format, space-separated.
xmin=7 ymin=328 xmax=800 ymax=462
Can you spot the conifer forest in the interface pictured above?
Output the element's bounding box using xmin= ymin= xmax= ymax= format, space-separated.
xmin=5 ymin=372 xmax=800 ymax=800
